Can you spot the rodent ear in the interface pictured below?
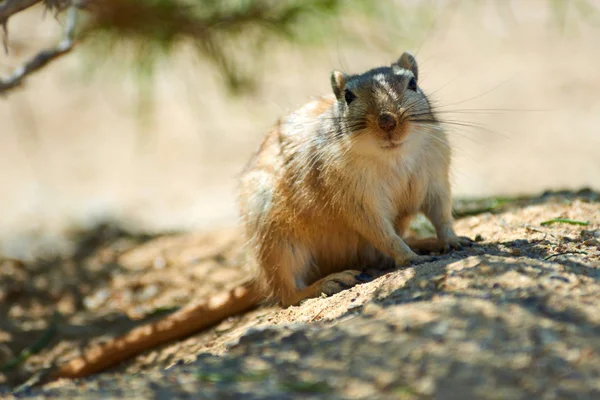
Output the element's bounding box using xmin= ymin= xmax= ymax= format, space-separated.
xmin=395 ymin=52 xmax=419 ymax=81
xmin=330 ymin=70 xmax=348 ymax=100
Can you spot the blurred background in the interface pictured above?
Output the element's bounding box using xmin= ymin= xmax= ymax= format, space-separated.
xmin=0 ymin=0 xmax=599 ymax=259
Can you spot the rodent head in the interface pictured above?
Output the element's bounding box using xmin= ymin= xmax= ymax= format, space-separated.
xmin=330 ymin=52 xmax=435 ymax=154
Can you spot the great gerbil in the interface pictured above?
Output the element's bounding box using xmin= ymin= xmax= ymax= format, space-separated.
xmin=49 ymin=52 xmax=468 ymax=380
xmin=239 ymin=51 xmax=469 ymax=307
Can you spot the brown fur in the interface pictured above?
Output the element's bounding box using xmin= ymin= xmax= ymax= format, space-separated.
xmin=50 ymin=52 xmax=467 ymax=380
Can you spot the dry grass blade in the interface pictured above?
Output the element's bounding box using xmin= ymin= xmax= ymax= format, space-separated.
xmin=544 ymin=251 xmax=589 ymax=260
xmin=540 ymin=218 xmax=591 ymax=226
xmin=1 ymin=312 xmax=60 ymax=372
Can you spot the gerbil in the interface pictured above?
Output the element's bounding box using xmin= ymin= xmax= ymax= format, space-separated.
xmin=238 ymin=51 xmax=468 ymax=307
xmin=49 ymin=52 xmax=468 ymax=380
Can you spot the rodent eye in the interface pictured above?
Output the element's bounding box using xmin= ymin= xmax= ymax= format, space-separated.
xmin=344 ymin=89 xmax=356 ymax=105
xmin=408 ymin=77 xmax=417 ymax=91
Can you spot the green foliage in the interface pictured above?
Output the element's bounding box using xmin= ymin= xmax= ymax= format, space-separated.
xmin=76 ymin=0 xmax=600 ymax=96
xmin=3 ymin=0 xmax=600 ymax=98
xmin=549 ymin=0 xmax=600 ymax=33
xmin=79 ymin=0 xmax=374 ymax=93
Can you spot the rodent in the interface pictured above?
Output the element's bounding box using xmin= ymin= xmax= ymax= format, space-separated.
xmin=49 ymin=52 xmax=468 ymax=380
xmin=239 ymin=51 xmax=468 ymax=307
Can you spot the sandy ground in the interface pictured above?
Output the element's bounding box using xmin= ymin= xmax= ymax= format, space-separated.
xmin=0 ymin=1 xmax=599 ymax=258
xmin=0 ymin=191 xmax=598 ymax=399
xmin=0 ymin=1 xmax=600 ymax=399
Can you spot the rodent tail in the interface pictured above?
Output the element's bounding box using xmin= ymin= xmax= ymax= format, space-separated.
xmin=49 ymin=282 xmax=261 ymax=380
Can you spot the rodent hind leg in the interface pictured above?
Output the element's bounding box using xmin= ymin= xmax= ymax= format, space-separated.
xmin=262 ymin=240 xmax=328 ymax=307
xmin=266 ymin=240 xmax=372 ymax=307
xmin=289 ymin=270 xmax=372 ymax=306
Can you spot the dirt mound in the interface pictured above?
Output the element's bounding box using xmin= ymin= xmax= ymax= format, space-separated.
xmin=1 ymin=190 xmax=599 ymax=399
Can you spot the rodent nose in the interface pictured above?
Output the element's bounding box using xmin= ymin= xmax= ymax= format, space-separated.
xmin=377 ymin=112 xmax=397 ymax=132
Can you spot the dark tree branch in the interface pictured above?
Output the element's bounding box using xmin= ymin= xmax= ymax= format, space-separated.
xmin=0 ymin=0 xmax=361 ymax=96
xmin=0 ymin=0 xmax=45 ymax=54
xmin=0 ymin=5 xmax=77 ymax=94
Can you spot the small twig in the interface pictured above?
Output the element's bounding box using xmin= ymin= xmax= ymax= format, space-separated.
xmin=2 ymin=18 xmax=8 ymax=54
xmin=544 ymin=251 xmax=588 ymax=261
xmin=310 ymin=304 xmax=328 ymax=322
xmin=0 ymin=5 xmax=78 ymax=94
xmin=540 ymin=218 xmax=590 ymax=227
